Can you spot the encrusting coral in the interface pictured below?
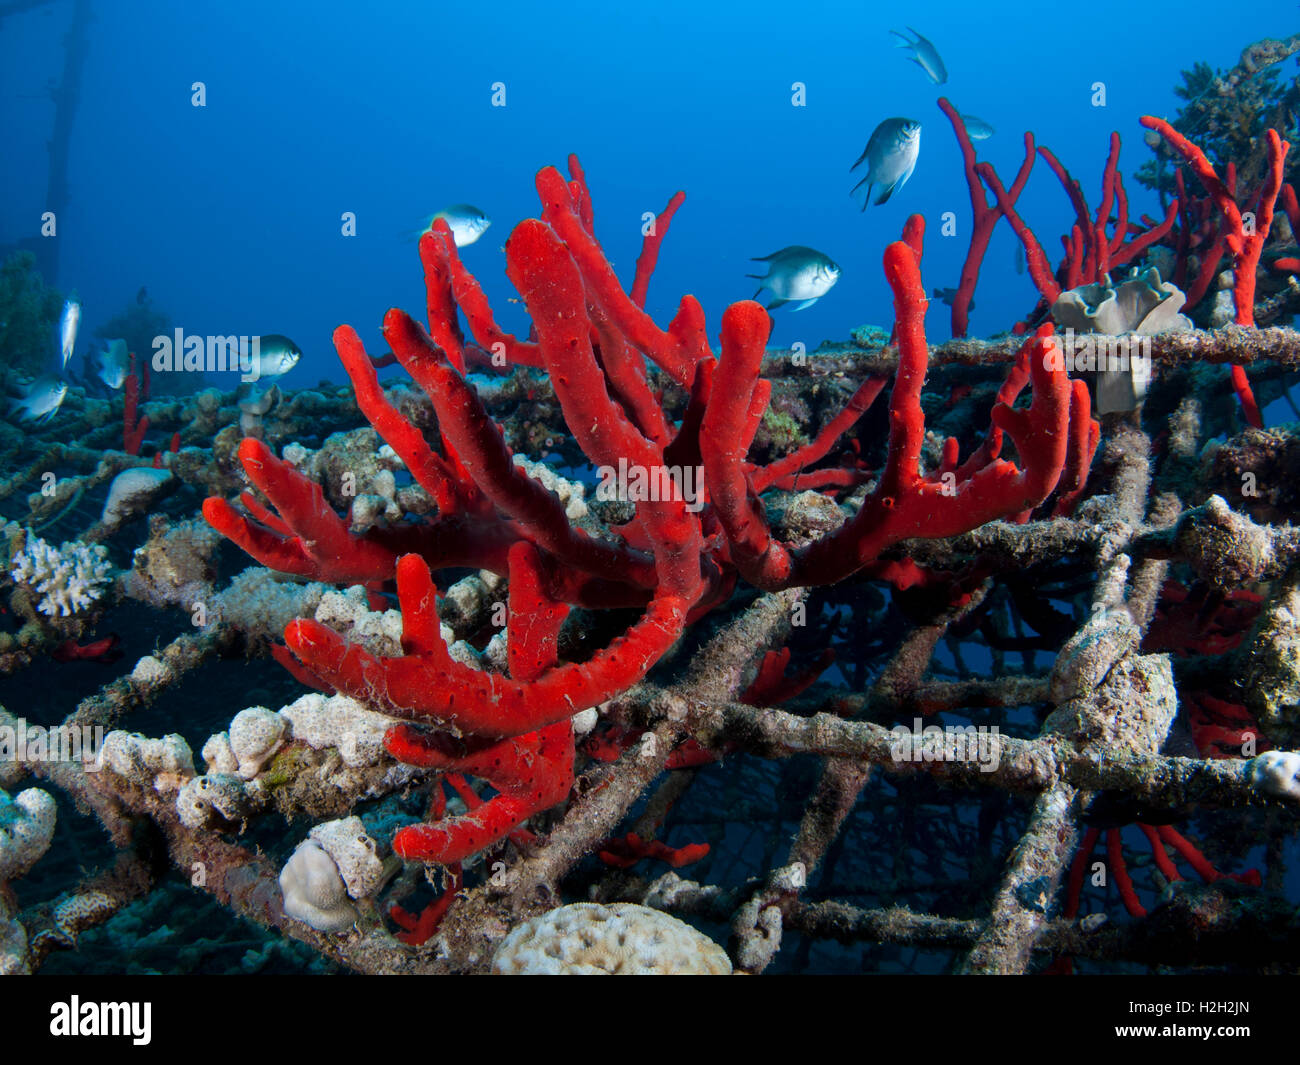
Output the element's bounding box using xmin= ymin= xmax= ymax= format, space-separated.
xmin=101 ymin=467 xmax=175 ymax=531
xmin=0 ymin=786 xmax=56 ymax=885
xmin=491 ymin=902 xmax=732 ymax=974
xmin=0 ymin=785 xmax=57 ymax=976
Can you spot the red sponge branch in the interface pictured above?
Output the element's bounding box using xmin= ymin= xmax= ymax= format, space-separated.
xmin=631 ymin=190 xmax=686 ymax=308
xmin=202 ymin=439 xmax=399 ymax=581
xmin=200 ymin=155 xmax=1097 ymax=870
xmin=536 ymin=163 xmax=710 ymax=389
xmin=333 ymin=323 xmax=477 ymax=516
xmin=201 ymin=439 xmax=516 ymax=583
xmin=1140 ymin=117 xmax=1289 ymax=328
xmin=420 ymin=222 xmax=543 ymax=371
xmin=977 ymin=161 xmax=1062 ymax=304
xmin=1141 ymin=117 xmax=1288 ymax=429
xmin=381 ymin=308 xmax=660 ymax=591
xmin=741 ymin=647 xmax=836 ymax=705
xmin=598 ymin=833 xmax=709 ymax=869
xmin=1052 ymin=380 xmax=1101 ymax=517
xmin=751 ymin=375 xmax=887 ymax=492
xmin=703 ymin=239 xmax=1072 ymax=590
xmin=377 ymin=542 xmax=576 ymax=864
xmin=965 ymin=123 xmax=1182 ymax=318
xmin=285 ymin=551 xmax=693 ymax=740
xmin=938 ymin=97 xmax=1036 ymax=336
xmin=1281 ymin=183 xmax=1299 ymax=232
xmin=382 ymin=719 xmax=574 ymax=863
xmin=505 ymin=216 xmax=706 ymax=601
xmin=123 ymin=353 xmax=149 ymax=455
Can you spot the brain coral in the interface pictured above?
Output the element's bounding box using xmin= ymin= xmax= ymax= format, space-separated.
xmin=491 ymin=902 xmax=732 ymax=975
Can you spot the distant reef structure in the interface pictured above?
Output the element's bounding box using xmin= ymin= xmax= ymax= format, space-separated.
xmin=1137 ymin=33 xmax=1300 ymax=198
xmin=0 ymin=251 xmax=63 ymax=378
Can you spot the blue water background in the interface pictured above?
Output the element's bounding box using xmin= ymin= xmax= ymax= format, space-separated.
xmin=1 ymin=0 xmax=1289 ymax=386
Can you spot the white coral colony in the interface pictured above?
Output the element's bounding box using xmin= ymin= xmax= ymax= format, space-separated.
xmin=9 ymin=533 xmax=112 ymax=617
xmin=1248 ymin=751 xmax=1300 ymax=801
xmin=492 ymin=902 xmax=732 ymax=974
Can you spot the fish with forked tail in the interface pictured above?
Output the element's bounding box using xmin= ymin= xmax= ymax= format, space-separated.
xmin=850 ymin=119 xmax=921 ymax=208
xmin=746 ymin=246 xmax=840 ymax=311
xmin=9 ymin=374 xmax=68 ymax=423
xmin=891 ymin=27 xmax=947 ymax=84
xmin=94 ymin=339 xmax=130 ymax=390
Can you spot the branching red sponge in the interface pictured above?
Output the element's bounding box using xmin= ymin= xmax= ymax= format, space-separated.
xmin=702 ymin=238 xmax=1072 ymax=590
xmin=1140 ymin=117 xmax=1289 ymax=428
xmin=203 ymin=164 xmax=1090 ymax=869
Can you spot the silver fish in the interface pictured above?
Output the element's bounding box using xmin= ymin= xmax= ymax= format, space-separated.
xmin=249 ymin=334 xmax=301 ymax=379
xmin=418 ymin=204 xmax=491 ymax=247
xmin=891 ymin=27 xmax=947 ymax=85
xmin=961 ymin=114 xmax=995 ymax=140
xmin=747 ymin=247 xmax=840 ymax=311
xmin=850 ymin=119 xmax=921 ymax=208
xmin=58 ymin=299 xmax=80 ymax=370
xmin=95 ymin=339 xmax=130 ymax=390
xmin=10 ymin=374 xmax=68 ymax=423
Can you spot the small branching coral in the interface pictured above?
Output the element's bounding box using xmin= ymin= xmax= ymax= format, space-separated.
xmin=8 ymin=532 xmax=112 ymax=617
